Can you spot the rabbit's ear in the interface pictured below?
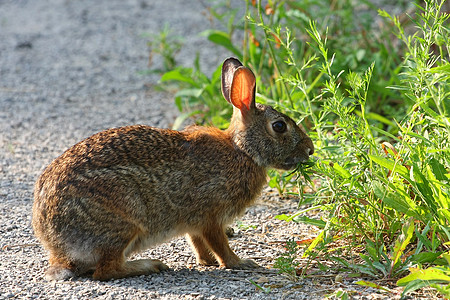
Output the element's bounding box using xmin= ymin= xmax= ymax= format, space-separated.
xmin=221 ymin=57 xmax=243 ymax=104
xmin=230 ymin=67 xmax=256 ymax=114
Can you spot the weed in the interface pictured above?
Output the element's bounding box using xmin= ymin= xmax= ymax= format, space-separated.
xmin=248 ymin=279 xmax=272 ymax=294
xmin=273 ymin=238 xmax=301 ymax=281
xmin=235 ymin=220 xmax=258 ymax=231
xmin=150 ymin=0 xmax=450 ymax=297
xmin=145 ymin=24 xmax=183 ymax=73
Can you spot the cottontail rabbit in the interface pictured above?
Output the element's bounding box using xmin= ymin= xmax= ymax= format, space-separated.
xmin=32 ymin=57 xmax=314 ymax=281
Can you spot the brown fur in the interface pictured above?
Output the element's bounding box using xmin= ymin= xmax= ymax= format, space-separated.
xmin=32 ymin=58 xmax=314 ymax=281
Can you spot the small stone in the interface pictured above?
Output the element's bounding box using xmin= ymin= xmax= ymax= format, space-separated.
xmin=255 ymin=276 xmax=269 ymax=284
xmin=16 ymin=41 xmax=33 ymax=49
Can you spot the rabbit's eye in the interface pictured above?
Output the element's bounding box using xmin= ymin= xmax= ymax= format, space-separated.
xmin=272 ymin=121 xmax=287 ymax=133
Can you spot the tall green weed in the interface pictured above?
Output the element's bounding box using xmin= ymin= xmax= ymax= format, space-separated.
xmin=150 ymin=0 xmax=450 ymax=297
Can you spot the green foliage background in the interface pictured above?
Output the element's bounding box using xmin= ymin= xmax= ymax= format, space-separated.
xmin=150 ymin=0 xmax=450 ymax=297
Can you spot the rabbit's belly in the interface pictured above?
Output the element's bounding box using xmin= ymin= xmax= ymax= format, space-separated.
xmin=67 ymin=245 xmax=100 ymax=267
xmin=63 ymin=225 xmax=186 ymax=263
xmin=125 ymin=225 xmax=187 ymax=255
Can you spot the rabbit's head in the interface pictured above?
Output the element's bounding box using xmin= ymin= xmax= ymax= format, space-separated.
xmin=222 ymin=57 xmax=314 ymax=171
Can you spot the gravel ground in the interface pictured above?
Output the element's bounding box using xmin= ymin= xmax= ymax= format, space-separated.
xmin=0 ymin=1 xmax=438 ymax=299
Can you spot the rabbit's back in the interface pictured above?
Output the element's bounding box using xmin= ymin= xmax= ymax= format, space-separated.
xmin=32 ymin=125 xmax=267 ymax=258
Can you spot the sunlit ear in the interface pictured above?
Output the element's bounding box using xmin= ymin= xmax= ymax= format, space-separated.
xmin=221 ymin=57 xmax=243 ymax=104
xmin=230 ymin=67 xmax=256 ymax=114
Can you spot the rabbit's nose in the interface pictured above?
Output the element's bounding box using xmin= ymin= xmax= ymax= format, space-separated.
xmin=306 ymin=148 xmax=314 ymax=156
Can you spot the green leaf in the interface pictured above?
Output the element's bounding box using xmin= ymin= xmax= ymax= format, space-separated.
xmin=406 ymin=131 xmax=433 ymax=145
xmin=429 ymin=158 xmax=448 ymax=181
xmin=416 ymin=226 xmax=433 ymax=250
xmin=303 ymin=230 xmax=324 ymax=258
xmin=201 ymin=30 xmax=242 ymax=59
xmin=401 ymin=280 xmax=431 ymax=297
xmin=368 ymin=154 xmax=409 ymax=178
xmin=416 ymin=101 xmax=440 ymax=120
xmin=426 ymin=63 xmax=450 ymax=73
xmin=443 ymin=253 xmax=450 ymax=265
xmin=275 ymin=214 xmax=292 ymax=222
xmin=359 ymin=253 xmax=385 ymax=275
xmin=410 ymin=164 xmax=436 ymax=211
xmin=373 ymin=182 xmax=415 ymax=216
xmin=370 ymin=126 xmax=401 ymax=142
xmin=411 ymin=252 xmax=441 ymax=264
xmin=372 ymin=180 xmax=386 ymax=197
xmin=365 ymin=112 xmax=396 ymax=127
xmin=321 ymin=146 xmax=341 ymax=152
xmin=378 ymin=9 xmax=391 ymax=19
xmin=161 ymin=68 xmax=198 ymax=86
xmin=248 ymin=279 xmax=271 ymax=294
xmin=356 ymin=49 xmax=366 ymax=62
xmin=355 ymin=280 xmax=391 ymax=292
xmin=292 ymin=216 xmax=326 ymax=228
xmin=329 ymin=256 xmax=350 ymax=268
xmin=398 ymin=267 xmax=450 ymax=286
xmin=332 ymin=162 xmax=351 ymax=179
xmin=373 ymin=261 xmax=389 ymax=276
xmin=171 ymin=110 xmax=202 ymax=130
xmin=352 ymin=264 xmax=378 ymax=277
xmin=275 ymin=205 xmax=324 ymax=224
xmin=392 ymin=217 xmax=415 ymax=266
xmin=439 ymin=208 xmax=450 ymax=223
xmin=175 ymin=88 xmax=204 ymax=98
xmin=335 ymin=290 xmax=349 ymax=300
xmin=174 ymin=96 xmax=183 ymax=112
xmin=365 ymin=241 xmax=379 ymax=261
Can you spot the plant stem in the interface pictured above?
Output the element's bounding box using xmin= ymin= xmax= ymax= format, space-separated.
xmin=257 ymin=0 xmax=293 ymax=108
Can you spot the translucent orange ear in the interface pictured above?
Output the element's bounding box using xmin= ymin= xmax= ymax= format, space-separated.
xmin=230 ymin=67 xmax=256 ymax=113
xmin=221 ymin=57 xmax=243 ymax=104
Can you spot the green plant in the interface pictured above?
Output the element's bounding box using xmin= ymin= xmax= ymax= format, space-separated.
xmin=151 ymin=0 xmax=449 ymax=296
xmin=273 ymin=239 xmax=301 ymax=281
xmin=248 ymin=279 xmax=272 ymax=294
xmin=145 ymin=24 xmax=183 ymax=72
xmin=267 ymin=169 xmax=295 ymax=195
xmin=397 ymin=244 xmax=450 ymax=298
xmin=294 ymin=0 xmax=449 ymax=296
xmin=159 ymin=56 xmax=230 ymax=129
xmin=325 ymin=289 xmax=351 ymax=300
xmin=156 ymin=0 xmax=405 ymax=128
xmin=235 ymin=220 xmax=258 ymax=230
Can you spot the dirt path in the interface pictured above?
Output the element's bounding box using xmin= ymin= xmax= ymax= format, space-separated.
xmin=0 ymin=1 xmax=425 ymax=299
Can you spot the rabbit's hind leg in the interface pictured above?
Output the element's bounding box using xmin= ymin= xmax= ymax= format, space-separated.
xmin=44 ymin=245 xmax=98 ymax=281
xmin=92 ymin=250 xmax=169 ymax=281
xmin=45 ymin=254 xmax=76 ymax=281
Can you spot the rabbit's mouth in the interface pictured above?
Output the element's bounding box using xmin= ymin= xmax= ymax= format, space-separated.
xmin=279 ymin=157 xmax=308 ymax=170
xmin=279 ymin=163 xmax=297 ymax=170
xmin=277 ymin=145 xmax=314 ymax=170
